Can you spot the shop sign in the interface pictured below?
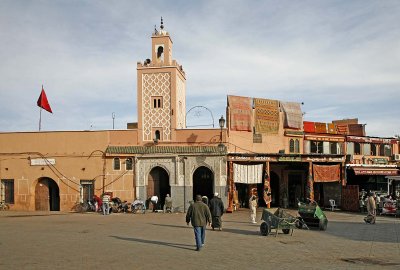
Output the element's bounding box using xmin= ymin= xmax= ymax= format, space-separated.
xmin=306 ymin=157 xmax=345 ymax=162
xmin=353 ymin=168 xmax=398 ymax=175
xmin=278 ymin=156 xmax=302 ymax=162
xmin=372 ymin=158 xmax=388 ymax=165
xmin=305 ymin=135 xmax=344 ymax=142
xmin=254 ymin=156 xmax=272 ymax=161
xmin=30 ymin=158 xmax=56 ymax=166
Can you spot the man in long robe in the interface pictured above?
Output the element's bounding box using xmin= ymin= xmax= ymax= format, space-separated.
xmin=209 ymin=193 xmax=224 ymax=231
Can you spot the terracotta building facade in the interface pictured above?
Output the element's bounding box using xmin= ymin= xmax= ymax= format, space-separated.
xmin=1 ymin=21 xmax=399 ymax=212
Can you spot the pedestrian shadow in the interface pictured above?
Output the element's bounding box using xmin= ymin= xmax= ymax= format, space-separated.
xmin=149 ymin=223 xmax=188 ymax=229
xmin=322 ymin=220 xmax=400 ymax=243
xmin=110 ymin=235 xmax=194 ymax=251
xmin=216 ymin=228 xmax=260 ymax=236
xmin=223 ymin=220 xmax=255 ymax=224
xmin=149 ymin=223 xmax=259 ymax=236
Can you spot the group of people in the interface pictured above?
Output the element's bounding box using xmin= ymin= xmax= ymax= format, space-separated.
xmin=149 ymin=194 xmax=173 ymax=213
xmin=185 ymin=193 xmax=224 ymax=251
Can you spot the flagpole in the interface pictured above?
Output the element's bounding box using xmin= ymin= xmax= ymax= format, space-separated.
xmin=39 ymin=107 xmax=42 ymax=131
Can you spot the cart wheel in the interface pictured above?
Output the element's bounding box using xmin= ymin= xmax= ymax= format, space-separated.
xmin=319 ymin=219 xmax=328 ymax=231
xmin=75 ymin=204 xmax=83 ymax=213
xmin=282 ymin=228 xmax=290 ymax=234
xmin=295 ymin=219 xmax=302 ymax=229
xmin=260 ymin=222 xmax=270 ymax=236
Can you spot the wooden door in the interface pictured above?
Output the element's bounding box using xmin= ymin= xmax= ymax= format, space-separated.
xmin=35 ymin=180 xmax=49 ymax=211
xmin=147 ymin=168 xmax=160 ymax=198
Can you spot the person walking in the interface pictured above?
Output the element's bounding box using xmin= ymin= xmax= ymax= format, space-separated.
xmin=364 ymin=192 xmax=376 ymax=224
xmin=249 ymin=189 xmax=258 ymax=224
xmin=102 ymin=193 xmax=111 ymax=215
xmin=209 ymin=192 xmax=224 ymax=231
xmin=186 ymin=195 xmax=212 ymax=251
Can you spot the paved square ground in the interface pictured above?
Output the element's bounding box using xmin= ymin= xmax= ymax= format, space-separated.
xmin=1 ymin=209 xmax=399 ymax=269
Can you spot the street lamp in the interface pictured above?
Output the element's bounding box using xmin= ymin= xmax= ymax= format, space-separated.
xmin=218 ymin=115 xmax=225 ymax=152
xmin=218 ymin=115 xmax=225 ymax=142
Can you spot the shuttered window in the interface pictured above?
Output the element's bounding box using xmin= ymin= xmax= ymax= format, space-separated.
xmin=1 ymin=179 xmax=14 ymax=204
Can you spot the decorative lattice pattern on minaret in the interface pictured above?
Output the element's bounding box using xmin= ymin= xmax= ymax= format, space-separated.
xmin=176 ymin=76 xmax=186 ymax=129
xmin=142 ymin=72 xmax=171 ymax=141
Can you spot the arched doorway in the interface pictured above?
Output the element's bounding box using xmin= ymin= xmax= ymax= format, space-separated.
xmin=147 ymin=167 xmax=170 ymax=210
xmin=270 ymin=171 xmax=280 ymax=207
xmin=35 ymin=177 xmax=60 ymax=211
xmin=193 ymin=166 xmax=214 ymax=201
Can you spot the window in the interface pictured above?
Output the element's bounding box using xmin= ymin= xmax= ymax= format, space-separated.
xmin=378 ymin=144 xmax=391 ymax=156
xmin=330 ymin=142 xmax=338 ymax=154
xmin=1 ymin=179 xmax=14 ymax=204
xmin=80 ymin=180 xmax=94 ymax=202
xmin=384 ymin=145 xmax=392 ymax=157
xmin=126 ymin=158 xmax=133 ymax=170
xmin=157 ymin=45 xmax=164 ymax=60
xmin=289 ymin=139 xmax=300 ymax=153
xmin=113 ymin=158 xmax=121 ymax=170
xmin=354 ymin=142 xmax=361 ymax=155
xmin=289 ymin=139 xmax=295 ymax=153
xmin=310 ymin=141 xmax=323 ymax=154
xmin=155 ymin=130 xmax=161 ymax=141
xmin=294 ymin=139 xmax=300 ymax=153
xmin=151 ymin=96 xmax=163 ymax=109
xmin=371 ymin=143 xmax=377 ymax=156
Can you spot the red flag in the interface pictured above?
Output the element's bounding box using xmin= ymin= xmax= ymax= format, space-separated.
xmin=37 ymin=86 xmax=53 ymax=113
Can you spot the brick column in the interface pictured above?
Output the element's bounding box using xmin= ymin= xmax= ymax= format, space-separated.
xmin=307 ymin=161 xmax=314 ymax=201
xmin=264 ymin=162 xmax=271 ymax=208
xmin=226 ymin=161 xmax=234 ymax=213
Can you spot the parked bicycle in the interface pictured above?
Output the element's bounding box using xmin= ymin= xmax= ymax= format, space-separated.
xmin=0 ymin=201 xmax=10 ymax=211
xmin=131 ymin=199 xmax=146 ymax=214
xmin=74 ymin=200 xmax=90 ymax=213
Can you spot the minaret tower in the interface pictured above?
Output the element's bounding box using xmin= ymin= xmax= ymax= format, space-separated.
xmin=137 ymin=18 xmax=186 ymax=144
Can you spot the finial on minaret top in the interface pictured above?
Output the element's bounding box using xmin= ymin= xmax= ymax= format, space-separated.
xmin=160 ymin=17 xmax=164 ymax=30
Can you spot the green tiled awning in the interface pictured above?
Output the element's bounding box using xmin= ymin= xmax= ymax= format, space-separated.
xmin=106 ymin=145 xmax=226 ymax=155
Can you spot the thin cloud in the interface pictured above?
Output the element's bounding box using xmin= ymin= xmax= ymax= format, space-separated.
xmin=0 ymin=1 xmax=399 ymax=137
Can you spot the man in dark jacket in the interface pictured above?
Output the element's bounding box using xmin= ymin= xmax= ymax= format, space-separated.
xmin=186 ymin=195 xmax=212 ymax=251
xmin=209 ymin=192 xmax=224 ymax=231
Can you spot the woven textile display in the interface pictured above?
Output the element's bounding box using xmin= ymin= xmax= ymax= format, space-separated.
xmin=313 ymin=164 xmax=340 ymax=182
xmin=228 ymin=95 xmax=252 ymax=131
xmin=254 ymin=98 xmax=279 ymax=134
xmin=280 ymin=101 xmax=302 ymax=129
xmin=233 ymin=163 xmax=263 ymax=184
xmin=315 ymin=122 xmax=327 ymax=133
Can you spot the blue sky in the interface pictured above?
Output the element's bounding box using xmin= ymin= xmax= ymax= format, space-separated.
xmin=0 ymin=0 xmax=399 ymax=137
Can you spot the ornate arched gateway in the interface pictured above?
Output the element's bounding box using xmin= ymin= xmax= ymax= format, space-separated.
xmin=147 ymin=166 xmax=170 ymax=209
xmin=35 ymin=177 xmax=60 ymax=211
xmin=193 ymin=166 xmax=214 ymax=201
